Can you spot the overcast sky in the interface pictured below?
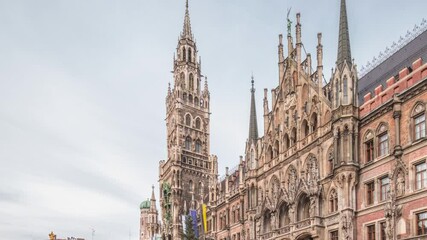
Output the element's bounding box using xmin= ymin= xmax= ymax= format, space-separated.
xmin=1 ymin=0 xmax=426 ymax=239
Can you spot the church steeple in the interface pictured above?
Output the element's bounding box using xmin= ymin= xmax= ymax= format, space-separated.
xmin=336 ymin=0 xmax=352 ymax=70
xmin=181 ymin=0 xmax=193 ymax=40
xmin=248 ymin=75 xmax=258 ymax=141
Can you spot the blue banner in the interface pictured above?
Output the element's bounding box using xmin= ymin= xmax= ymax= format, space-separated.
xmin=190 ymin=210 xmax=199 ymax=238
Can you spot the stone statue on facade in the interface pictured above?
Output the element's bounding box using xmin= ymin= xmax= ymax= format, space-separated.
xmin=396 ymin=171 xmax=405 ymax=196
xmin=341 ymin=212 xmax=353 ymax=240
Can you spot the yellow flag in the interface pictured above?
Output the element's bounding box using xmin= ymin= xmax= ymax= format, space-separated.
xmin=202 ymin=204 xmax=207 ymax=232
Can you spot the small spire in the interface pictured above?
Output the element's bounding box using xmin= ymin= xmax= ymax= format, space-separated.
xmin=249 ymin=74 xmax=259 ymax=141
xmin=151 ymin=185 xmax=156 ymax=201
xmin=337 ymin=0 xmax=352 ymax=70
xmin=181 ymin=0 xmax=193 ymax=40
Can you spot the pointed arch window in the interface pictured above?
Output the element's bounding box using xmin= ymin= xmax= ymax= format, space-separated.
xmin=195 ymin=118 xmax=201 ymax=129
xmin=185 ymin=114 xmax=191 ymax=126
xmin=343 ymin=76 xmax=348 ymax=104
xmin=412 ymin=103 xmax=426 ymax=141
xmin=185 ymin=137 xmax=192 ymax=150
xmin=195 ymin=140 xmax=202 ymax=153
xmin=335 ymin=80 xmax=339 ymax=107
xmin=377 ymin=124 xmax=389 ymax=157
xmin=188 ymin=48 xmax=192 ymax=62
xmin=188 ymin=74 xmax=194 ymax=91
xmin=329 ymin=189 xmax=338 ymax=213
xmin=182 ymin=47 xmax=186 ymax=62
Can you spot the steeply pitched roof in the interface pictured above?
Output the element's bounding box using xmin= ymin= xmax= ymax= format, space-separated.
xmin=337 ymin=0 xmax=352 ymax=70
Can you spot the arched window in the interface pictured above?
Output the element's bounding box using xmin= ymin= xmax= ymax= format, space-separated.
xmin=311 ymin=113 xmax=318 ymax=132
xmin=412 ymin=103 xmax=426 ymax=141
xmin=267 ymin=145 xmax=273 ymax=161
xmin=189 ymin=74 xmax=194 ymax=91
xmin=183 ymin=93 xmax=187 ymax=101
xmin=250 ymin=149 xmax=255 ymax=170
xmin=335 ymin=80 xmax=339 ymax=107
xmin=297 ymin=194 xmax=310 ymax=221
xmin=185 ymin=137 xmax=192 ymax=150
xmin=377 ymin=124 xmax=389 ymax=157
xmin=302 ymin=119 xmax=309 ymax=137
xmin=195 ymin=140 xmax=202 ymax=153
xmin=182 ymin=47 xmax=186 ymax=62
xmin=263 ymin=210 xmax=271 ymax=233
xmin=188 ymin=94 xmax=193 ymax=103
xmin=189 ymin=180 xmax=193 ymax=192
xmin=364 ymin=130 xmax=374 ymax=163
xmin=274 ymin=140 xmax=279 ymax=157
xmin=284 ymin=134 xmax=290 ymax=150
xmin=343 ymin=76 xmax=348 ymax=104
xmin=194 ymin=97 xmax=199 ymax=106
xmin=329 ymin=189 xmax=338 ymax=213
xmin=185 ymin=114 xmax=191 ymax=126
xmin=291 ymin=128 xmax=297 ymax=146
xmin=197 ymin=78 xmax=200 ymax=92
xmin=188 ymin=48 xmax=192 ymax=62
xmin=279 ymin=203 xmax=290 ymax=227
xmin=180 ymin=72 xmax=186 ymax=88
xmin=195 ymin=118 xmax=201 ymax=129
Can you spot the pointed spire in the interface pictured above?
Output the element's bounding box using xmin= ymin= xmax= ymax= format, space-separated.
xmin=337 ymin=0 xmax=352 ymax=70
xmin=249 ymin=74 xmax=259 ymax=141
xmin=181 ymin=0 xmax=193 ymax=40
xmin=151 ymin=185 xmax=156 ymax=201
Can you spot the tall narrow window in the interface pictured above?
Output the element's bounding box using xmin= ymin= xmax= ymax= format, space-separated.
xmin=415 ymin=114 xmax=426 ymax=140
xmin=417 ymin=212 xmax=427 ymax=235
xmin=335 ymin=81 xmax=339 ymax=107
xmin=378 ymin=133 xmax=389 ymax=157
xmin=195 ymin=140 xmax=202 ymax=153
xmin=185 ymin=114 xmax=191 ymax=126
xmin=366 ymin=182 xmax=375 ymax=205
xmin=380 ymin=176 xmax=390 ymax=201
xmin=188 ymin=48 xmax=192 ymax=62
xmin=343 ymin=77 xmax=348 ymax=104
xmin=416 ymin=162 xmax=427 ymax=190
xmin=365 ymin=139 xmax=374 ymax=163
xmin=367 ymin=224 xmax=376 ymax=240
xmin=185 ymin=137 xmax=192 ymax=151
xmin=189 ymin=74 xmax=194 ymax=91
xmin=195 ymin=118 xmax=201 ymax=129
xmin=182 ymin=47 xmax=186 ymax=62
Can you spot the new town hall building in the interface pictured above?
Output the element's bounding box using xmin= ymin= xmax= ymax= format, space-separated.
xmin=140 ymin=0 xmax=427 ymax=239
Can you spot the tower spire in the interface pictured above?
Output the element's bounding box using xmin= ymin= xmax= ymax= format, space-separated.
xmin=151 ymin=185 xmax=156 ymax=201
xmin=181 ymin=0 xmax=193 ymax=40
xmin=248 ymin=74 xmax=259 ymax=141
xmin=337 ymin=0 xmax=352 ymax=70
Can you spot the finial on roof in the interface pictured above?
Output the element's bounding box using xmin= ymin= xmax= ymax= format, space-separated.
xmin=337 ymin=0 xmax=352 ymax=70
xmin=151 ymin=185 xmax=156 ymax=201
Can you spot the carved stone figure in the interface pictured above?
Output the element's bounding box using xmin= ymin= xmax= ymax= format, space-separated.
xmin=309 ymin=196 xmax=316 ymax=217
xmin=396 ymin=171 xmax=405 ymax=196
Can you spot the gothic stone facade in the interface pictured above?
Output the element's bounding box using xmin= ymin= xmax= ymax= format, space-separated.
xmin=157 ymin=1 xmax=427 ymax=240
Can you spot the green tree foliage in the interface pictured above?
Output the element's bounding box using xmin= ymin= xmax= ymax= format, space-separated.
xmin=181 ymin=215 xmax=198 ymax=240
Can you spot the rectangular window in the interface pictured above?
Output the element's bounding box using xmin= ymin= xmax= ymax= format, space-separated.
xmin=367 ymin=182 xmax=375 ymax=205
xmin=329 ymin=230 xmax=338 ymax=240
xmin=379 ymin=133 xmax=389 ymax=157
xmin=415 ymin=114 xmax=426 ymax=140
xmin=417 ymin=212 xmax=427 ymax=235
xmin=380 ymin=222 xmax=386 ymax=240
xmin=367 ymin=224 xmax=376 ymax=240
xmin=380 ymin=177 xmax=390 ymax=201
xmin=416 ymin=162 xmax=427 ymax=190
xmin=366 ymin=140 xmax=374 ymax=163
